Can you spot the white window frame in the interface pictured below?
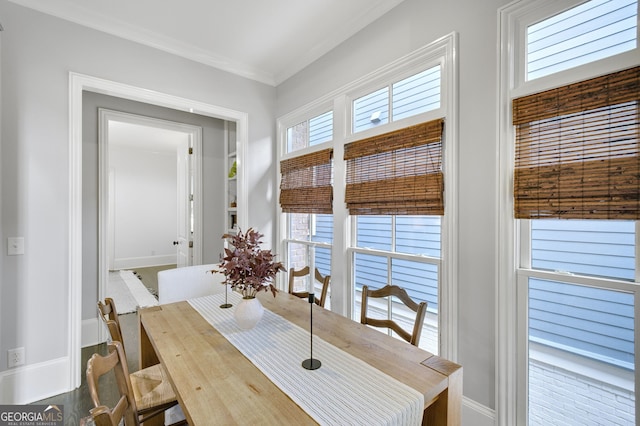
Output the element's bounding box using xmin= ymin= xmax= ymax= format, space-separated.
xmin=498 ymin=1 xmax=640 ymax=425
xmin=277 ymin=32 xmax=458 ymax=361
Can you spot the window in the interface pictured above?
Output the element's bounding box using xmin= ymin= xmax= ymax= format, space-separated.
xmin=287 ymin=214 xmax=333 ymax=307
xmin=393 ymin=67 xmax=441 ymax=120
xmin=531 ymin=220 xmax=635 ymax=281
xmin=527 ymin=0 xmax=637 ymax=80
xmin=281 ymin=110 xmax=334 ymax=306
xmin=500 ymin=1 xmax=639 ymax=425
xmin=515 ymin=66 xmax=639 ymax=424
xmin=352 ymin=216 xmax=441 ymax=354
xmin=353 ymin=65 xmax=441 ymax=133
xmin=353 ymin=87 xmax=389 ymax=132
xmin=287 ymin=111 xmax=333 ymax=153
xmin=278 ymin=33 xmax=456 ymax=359
xmin=345 ymin=116 xmax=445 ymax=353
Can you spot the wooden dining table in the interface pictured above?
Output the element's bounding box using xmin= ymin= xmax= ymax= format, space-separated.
xmin=138 ymin=291 xmax=462 ymax=425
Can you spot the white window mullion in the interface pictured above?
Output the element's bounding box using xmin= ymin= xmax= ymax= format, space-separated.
xmin=519 ymin=220 xmax=531 ymax=269
xmin=516 ymin=270 xmax=529 ymax=426
xmin=332 ymin=94 xmax=350 ymax=317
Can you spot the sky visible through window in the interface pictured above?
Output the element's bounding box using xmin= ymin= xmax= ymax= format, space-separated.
xmin=527 ymin=0 xmax=637 ymax=80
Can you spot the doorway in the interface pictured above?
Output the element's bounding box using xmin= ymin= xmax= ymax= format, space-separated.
xmin=98 ymin=110 xmax=202 ymax=340
xmin=69 ymin=72 xmax=248 ymax=390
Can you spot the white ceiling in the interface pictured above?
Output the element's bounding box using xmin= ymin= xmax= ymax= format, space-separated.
xmin=9 ymin=0 xmax=405 ymax=86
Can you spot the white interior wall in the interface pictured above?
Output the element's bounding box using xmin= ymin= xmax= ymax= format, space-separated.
xmin=110 ymin=145 xmax=178 ymax=269
xmin=0 ymin=0 xmax=276 ymax=404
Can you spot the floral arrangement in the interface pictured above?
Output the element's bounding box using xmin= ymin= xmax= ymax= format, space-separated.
xmin=216 ymin=228 xmax=285 ymax=298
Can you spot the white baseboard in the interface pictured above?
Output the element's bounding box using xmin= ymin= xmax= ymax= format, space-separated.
xmin=0 ymin=357 xmax=71 ymax=404
xmin=114 ymin=254 xmax=176 ymax=270
xmin=463 ymin=396 xmax=495 ymax=426
xmin=82 ymin=317 xmax=106 ymax=348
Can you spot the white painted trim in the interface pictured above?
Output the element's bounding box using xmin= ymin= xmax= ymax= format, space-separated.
xmin=8 ymin=0 xmax=273 ymax=85
xmin=97 ymin=108 xmax=203 ymax=353
xmin=9 ymin=0 xmax=404 ymax=86
xmin=191 ymin=126 xmax=204 ymax=264
xmin=0 ymin=357 xmax=70 ymax=404
xmin=463 ymin=396 xmax=496 ymax=426
xmin=69 ymin=72 xmax=248 ymax=391
xmin=235 ymin=115 xmax=249 ymax=232
xmin=440 ymin=32 xmax=459 ymax=363
xmin=496 ymin=3 xmax=519 ymax=425
xmin=332 ymin=94 xmax=350 ymax=317
xmin=68 ymin=73 xmax=84 ymax=394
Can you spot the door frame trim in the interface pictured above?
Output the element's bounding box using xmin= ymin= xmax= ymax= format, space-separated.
xmin=97 ymin=108 xmax=203 ymax=343
xmin=69 ymin=72 xmax=248 ymax=389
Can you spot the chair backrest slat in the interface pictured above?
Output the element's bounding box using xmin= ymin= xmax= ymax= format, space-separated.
xmin=288 ymin=266 xmax=331 ymax=308
xmin=98 ymin=298 xmax=128 ymax=356
xmin=360 ymin=284 xmax=427 ymax=346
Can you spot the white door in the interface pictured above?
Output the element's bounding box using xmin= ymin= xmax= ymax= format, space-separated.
xmin=176 ymin=137 xmax=191 ymax=267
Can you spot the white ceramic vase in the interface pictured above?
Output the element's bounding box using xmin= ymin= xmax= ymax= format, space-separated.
xmin=234 ymin=297 xmax=264 ymax=330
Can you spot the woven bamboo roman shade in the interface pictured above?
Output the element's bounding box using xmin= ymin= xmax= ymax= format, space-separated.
xmin=279 ymin=148 xmax=333 ymax=214
xmin=344 ymin=118 xmax=444 ymax=215
xmin=513 ymin=66 xmax=640 ymax=220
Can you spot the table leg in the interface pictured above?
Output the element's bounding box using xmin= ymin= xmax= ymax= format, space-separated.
xmin=138 ymin=308 xmax=164 ymax=426
xmin=139 ymin=307 xmax=161 ymax=368
xmin=422 ymin=367 xmax=463 ymax=425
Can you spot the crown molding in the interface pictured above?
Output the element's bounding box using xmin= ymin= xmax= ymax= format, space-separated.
xmin=9 ymin=0 xmax=277 ymax=85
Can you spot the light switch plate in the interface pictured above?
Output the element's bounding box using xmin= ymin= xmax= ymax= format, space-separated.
xmin=8 ymin=237 xmax=24 ymax=255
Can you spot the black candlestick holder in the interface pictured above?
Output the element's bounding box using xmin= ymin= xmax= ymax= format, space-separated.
xmin=220 ymin=283 xmax=232 ymax=309
xmin=302 ymin=292 xmax=321 ymax=370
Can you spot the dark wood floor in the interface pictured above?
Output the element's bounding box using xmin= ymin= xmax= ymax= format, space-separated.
xmin=31 ymin=313 xmax=140 ymax=425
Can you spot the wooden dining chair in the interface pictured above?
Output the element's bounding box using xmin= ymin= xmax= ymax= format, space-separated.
xmin=314 ymin=268 xmax=331 ymax=308
xmin=96 ymin=299 xmax=186 ymax=425
xmin=360 ymin=284 xmax=427 ymax=346
xmin=288 ymin=267 xmax=331 ymax=308
xmin=97 ymin=298 xmax=124 ymax=345
xmin=86 ymin=340 xmax=187 ymax=426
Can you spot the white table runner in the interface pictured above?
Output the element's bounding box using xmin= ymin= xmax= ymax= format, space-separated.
xmin=189 ymin=293 xmax=422 ymax=426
